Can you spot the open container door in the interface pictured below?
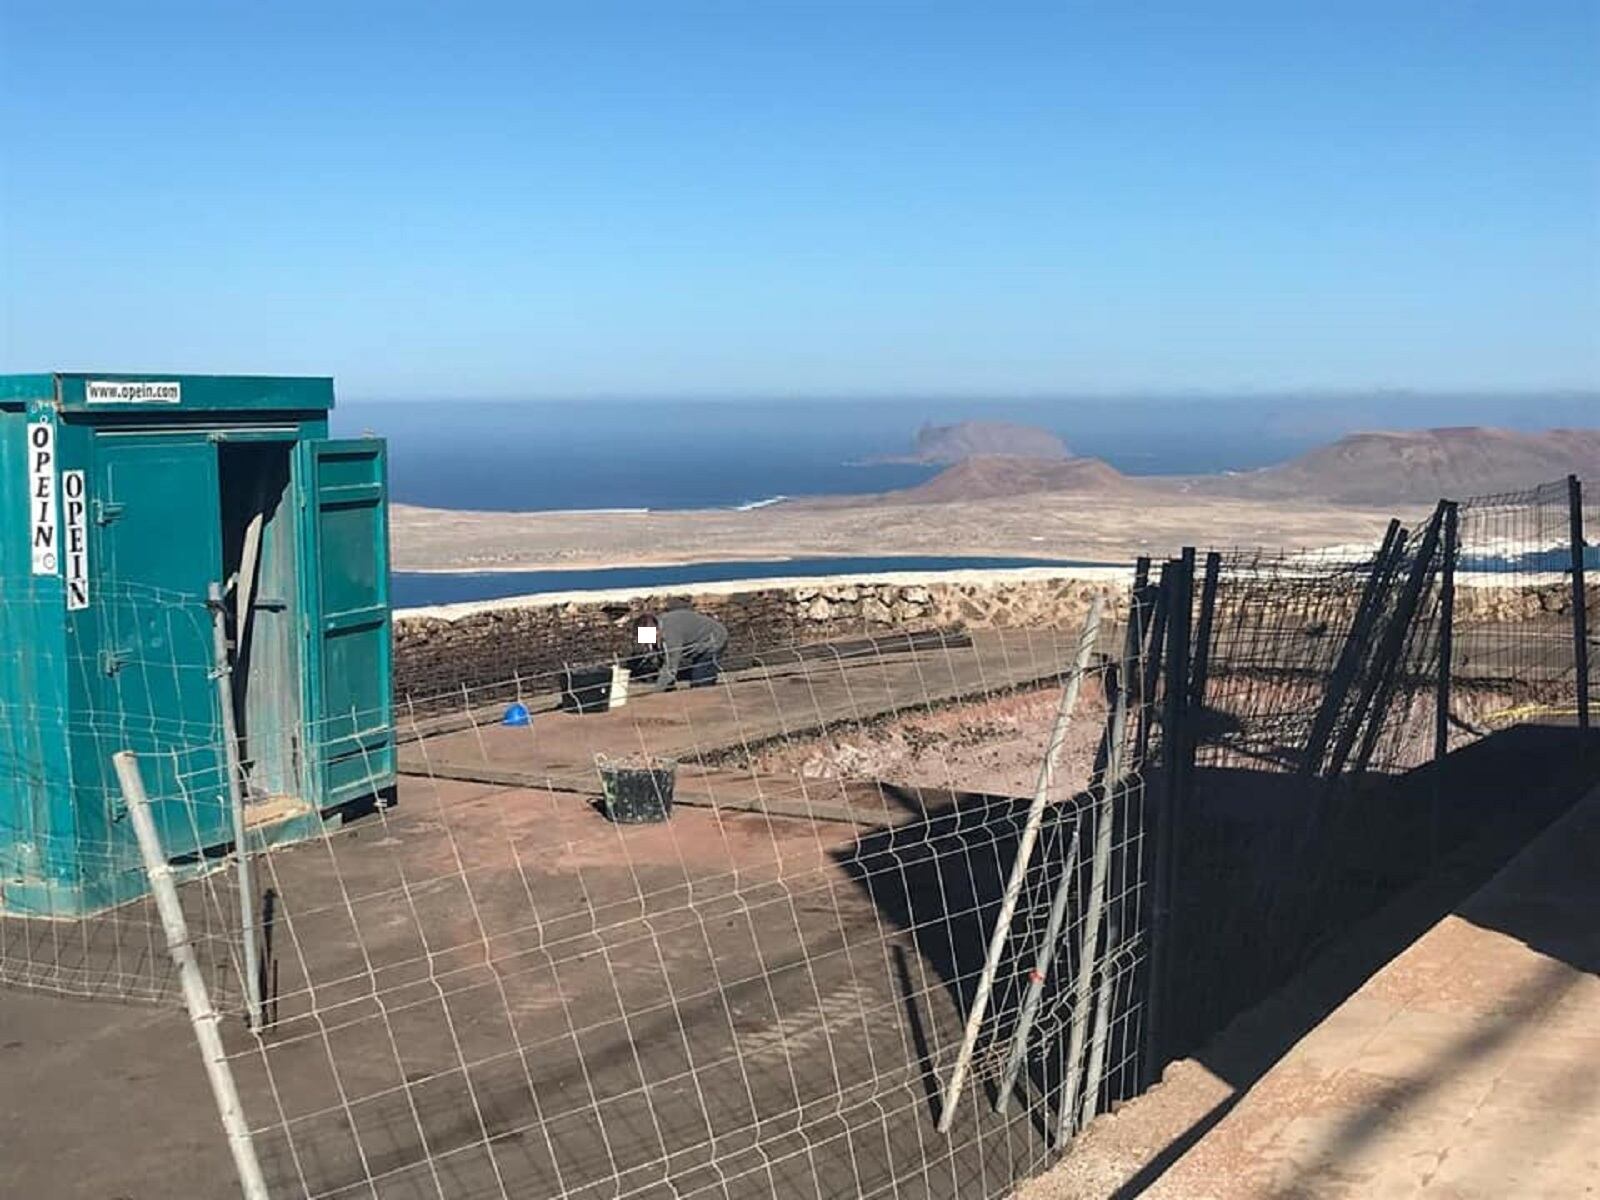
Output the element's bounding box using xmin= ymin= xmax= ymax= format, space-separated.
xmin=296 ymin=438 xmax=395 ymax=810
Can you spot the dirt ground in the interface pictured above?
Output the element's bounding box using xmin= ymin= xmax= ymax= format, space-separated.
xmin=0 ymin=771 xmax=1076 ymax=1200
xmin=1 ymin=620 xmax=1587 ymax=1200
xmin=744 ymin=681 xmax=1110 ymax=801
xmin=390 ymin=493 xmax=1401 ymax=573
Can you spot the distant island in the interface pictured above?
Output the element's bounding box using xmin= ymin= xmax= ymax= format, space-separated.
xmin=869 ymin=420 xmax=1071 ymax=464
xmin=876 ymin=425 xmax=1600 ymax=506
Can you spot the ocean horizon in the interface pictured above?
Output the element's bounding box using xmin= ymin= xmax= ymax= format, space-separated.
xmin=340 ymin=394 xmax=1595 ymax=515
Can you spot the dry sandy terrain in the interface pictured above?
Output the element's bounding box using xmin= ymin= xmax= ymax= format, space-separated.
xmin=391 ymin=491 xmax=1408 ymax=573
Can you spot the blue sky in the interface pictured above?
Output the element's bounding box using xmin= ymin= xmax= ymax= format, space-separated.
xmin=2 ymin=2 xmax=1596 ymax=399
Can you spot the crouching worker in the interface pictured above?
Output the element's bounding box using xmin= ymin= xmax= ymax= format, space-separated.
xmin=634 ymin=608 xmax=729 ymax=691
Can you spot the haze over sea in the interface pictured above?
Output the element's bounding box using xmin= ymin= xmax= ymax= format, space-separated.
xmin=341 ymin=394 xmax=1596 ymax=514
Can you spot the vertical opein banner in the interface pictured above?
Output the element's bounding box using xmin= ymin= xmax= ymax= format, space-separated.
xmin=27 ymin=420 xmax=59 ymax=576
xmin=62 ymin=470 xmax=90 ymax=610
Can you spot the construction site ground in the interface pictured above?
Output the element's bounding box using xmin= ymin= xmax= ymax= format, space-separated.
xmin=1 ymin=708 xmax=1595 ymax=1200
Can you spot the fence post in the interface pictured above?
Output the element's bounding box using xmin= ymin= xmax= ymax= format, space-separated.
xmin=1136 ymin=566 xmax=1169 ymax=766
xmin=1435 ymin=503 xmax=1459 ymax=763
xmin=1346 ymin=504 xmax=1448 ymax=780
xmin=208 ymin=581 xmax=262 ymax=1030
xmin=1189 ymin=552 xmax=1222 ymax=710
xmin=1139 ymin=549 xmax=1194 ymax=1089
xmin=1570 ymin=475 xmax=1591 ymax=731
xmin=935 ymin=595 xmax=1105 ymax=1133
xmin=1433 ymin=503 xmax=1459 ymax=864
xmin=112 ymin=751 xmax=271 ymax=1200
xmin=1300 ymin=519 xmax=1404 ymax=777
xmin=1056 ymin=581 xmax=1142 ymax=1145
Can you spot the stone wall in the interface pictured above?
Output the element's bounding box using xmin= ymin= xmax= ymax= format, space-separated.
xmin=392 ymin=572 xmax=1131 ymax=703
xmin=1455 ymin=578 xmax=1594 ymax=623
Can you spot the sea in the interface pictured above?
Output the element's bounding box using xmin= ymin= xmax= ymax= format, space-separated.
xmin=336 ymin=394 xmax=1593 ymax=607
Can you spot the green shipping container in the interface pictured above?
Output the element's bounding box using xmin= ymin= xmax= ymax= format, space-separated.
xmin=0 ymin=373 xmax=394 ymax=915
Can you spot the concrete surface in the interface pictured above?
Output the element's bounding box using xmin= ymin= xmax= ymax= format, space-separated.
xmin=1022 ymin=761 xmax=1600 ymax=1200
xmin=1143 ymin=780 xmax=1600 ymax=1199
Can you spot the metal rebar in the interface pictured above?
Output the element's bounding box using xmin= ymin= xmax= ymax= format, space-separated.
xmin=208 ymin=580 xmax=262 ymax=1030
xmin=113 ymin=751 xmax=271 ymax=1200
xmin=935 ymin=595 xmax=1105 ymax=1133
xmin=1056 ymin=609 xmax=1137 ymax=1145
xmin=1076 ymin=917 xmax=1122 ymax=1133
xmin=992 ymin=817 xmax=1082 ymax=1114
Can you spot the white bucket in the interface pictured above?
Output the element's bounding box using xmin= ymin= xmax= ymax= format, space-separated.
xmin=607 ymin=663 xmax=630 ymax=710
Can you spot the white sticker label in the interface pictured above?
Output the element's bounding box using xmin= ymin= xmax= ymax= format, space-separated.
xmin=27 ymin=421 xmax=58 ymax=575
xmin=85 ymin=380 xmax=181 ymax=404
xmin=636 ymin=626 xmax=658 ymax=645
xmin=62 ymin=470 xmax=90 ymax=611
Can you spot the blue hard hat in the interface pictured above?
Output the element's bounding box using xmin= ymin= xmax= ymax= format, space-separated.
xmin=502 ymin=702 xmax=532 ymax=727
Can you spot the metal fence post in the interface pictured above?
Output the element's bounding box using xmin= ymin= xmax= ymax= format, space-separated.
xmin=112 ymin=751 xmax=271 ymax=1200
xmin=1300 ymin=519 xmax=1404 ymax=777
xmin=1347 ymin=504 xmax=1447 ymax=780
xmin=1056 ymin=592 xmax=1140 ymax=1145
xmin=935 ymin=595 xmax=1105 ymax=1132
xmin=1435 ymin=503 xmax=1458 ymax=761
xmin=208 ymin=581 xmax=262 ymax=1029
xmin=1433 ymin=503 xmax=1459 ymax=864
xmin=1139 ymin=550 xmax=1194 ymax=1088
xmin=1570 ymin=475 xmax=1591 ymax=730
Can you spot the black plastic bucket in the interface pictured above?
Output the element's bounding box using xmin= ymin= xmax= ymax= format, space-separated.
xmin=598 ymin=759 xmax=675 ymax=824
xmin=562 ymin=666 xmax=613 ymax=714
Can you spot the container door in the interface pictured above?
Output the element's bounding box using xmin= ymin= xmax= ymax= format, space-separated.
xmin=297 ymin=438 xmax=394 ymax=807
xmin=94 ymin=436 xmax=231 ymax=852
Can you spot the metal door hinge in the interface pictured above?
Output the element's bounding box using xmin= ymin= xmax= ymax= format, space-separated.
xmin=93 ymin=499 xmax=125 ymax=526
xmin=99 ymin=648 xmax=132 ymax=676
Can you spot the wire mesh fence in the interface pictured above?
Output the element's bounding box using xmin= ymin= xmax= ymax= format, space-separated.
xmin=1150 ymin=515 xmax=1458 ymax=1064
xmin=180 ymin=609 xmax=1152 ymax=1199
xmin=2 ymin=473 xmax=1595 ymax=1199
xmin=0 ymin=581 xmax=249 ymax=1003
xmin=1452 ymin=478 xmax=1585 ymax=727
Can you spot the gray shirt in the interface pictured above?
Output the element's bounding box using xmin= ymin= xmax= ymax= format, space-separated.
xmin=654 ymin=609 xmax=729 ymax=688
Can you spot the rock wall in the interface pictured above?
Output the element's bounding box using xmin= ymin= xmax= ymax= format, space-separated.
xmin=1456 ymin=579 xmax=1594 ymax=622
xmin=390 ymin=571 xmax=1587 ymax=708
xmin=393 ymin=573 xmax=1130 ymax=703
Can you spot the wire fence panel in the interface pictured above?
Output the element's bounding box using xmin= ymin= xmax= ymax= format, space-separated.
xmin=0 ymin=582 xmax=247 ymax=1005
xmin=6 ymin=477 xmax=1595 ymax=1199
xmin=1153 ymin=518 xmax=1456 ymax=1064
xmin=203 ymin=620 xmax=1151 ymax=1199
xmin=1454 ymin=478 xmax=1586 ymax=726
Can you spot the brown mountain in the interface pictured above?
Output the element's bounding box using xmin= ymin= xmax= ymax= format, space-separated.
xmin=884 ymin=454 xmax=1133 ymax=504
xmin=1198 ymin=427 xmax=1600 ymax=504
